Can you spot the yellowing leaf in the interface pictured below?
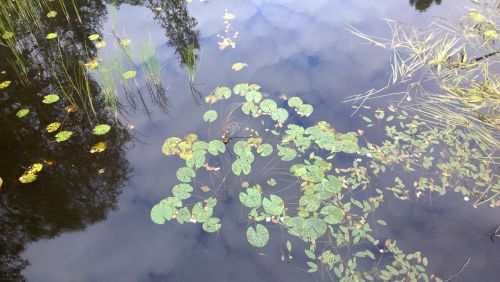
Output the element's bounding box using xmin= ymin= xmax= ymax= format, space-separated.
xmin=46 ymin=122 xmax=61 ymax=133
xmin=84 ymin=60 xmax=99 ymax=69
xmin=95 ymin=40 xmax=106 ymax=48
xmin=0 ymin=80 xmax=11 ymax=89
xmin=88 ymin=34 xmax=100 ymax=41
xmin=123 ymin=70 xmax=136 ymax=79
xmin=47 ymin=11 xmax=57 ymax=18
xmin=90 ymin=142 xmax=107 ymax=153
xmin=223 ymin=12 xmax=235 ymax=21
xmin=16 ymin=108 xmax=29 ymax=118
xmin=232 ymin=62 xmax=248 ymax=71
xmin=46 ymin=33 xmax=58 ymax=39
xmin=120 ymin=38 xmax=131 ymax=46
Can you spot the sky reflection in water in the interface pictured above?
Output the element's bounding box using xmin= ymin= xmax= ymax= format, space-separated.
xmin=18 ymin=0 xmax=500 ymax=281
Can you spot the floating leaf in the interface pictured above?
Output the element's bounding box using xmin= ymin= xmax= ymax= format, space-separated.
xmin=202 ymin=217 xmax=221 ymax=233
xmin=16 ymin=108 xmax=30 ymax=118
xmin=2 ymin=31 xmax=14 ymax=40
xmin=192 ymin=202 xmax=213 ymax=223
xmin=271 ymin=108 xmax=289 ymax=123
xmin=247 ymin=224 xmax=269 ymax=248
xmin=120 ymin=38 xmax=131 ymax=46
xmin=162 ymin=137 xmax=182 ymax=155
xmin=0 ymin=80 xmax=11 ymax=89
xmin=257 ymin=143 xmax=273 ymax=157
xmin=19 ymin=163 xmax=44 ymax=184
xmin=46 ymin=11 xmax=57 ymax=18
xmin=150 ymin=201 xmax=177 ymax=224
xmin=223 ymin=11 xmax=236 ymax=21
xmin=172 ymin=183 xmax=194 ymax=200
xmin=84 ymin=60 xmax=99 ymax=69
xmin=208 ymin=140 xmax=225 ymax=155
xmin=320 ymin=206 xmax=344 ymax=224
xmin=123 ymin=70 xmax=136 ymax=80
xmin=215 ymin=86 xmax=232 ymax=99
xmin=176 ymin=167 xmax=195 ymax=182
xmin=239 ymin=186 xmax=262 ymax=208
xmin=93 ymin=124 xmax=111 ymax=135
xmin=176 ymin=207 xmax=191 ymax=224
xmin=42 ymin=94 xmax=60 ymax=104
xmin=203 ymin=110 xmax=218 ymax=122
xmin=90 ymin=142 xmax=107 ymax=153
xmin=262 ymin=195 xmax=285 ymax=216
xmin=88 ymin=34 xmax=100 ymax=41
xmin=259 ymin=99 xmax=277 ymax=113
xmin=55 ymin=131 xmax=73 ymax=142
xmin=95 ymin=40 xmax=106 ymax=48
xmin=232 ymin=62 xmax=248 ymax=71
xmin=277 ymin=145 xmax=297 ymax=161
xmin=46 ymin=33 xmax=58 ymax=39
xmin=267 ymin=178 xmax=277 ymax=186
xmin=46 ymin=122 xmax=61 ymax=133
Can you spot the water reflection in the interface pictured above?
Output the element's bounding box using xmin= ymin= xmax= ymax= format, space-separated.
xmin=410 ymin=0 xmax=442 ymax=12
xmin=0 ymin=1 xmax=130 ymax=280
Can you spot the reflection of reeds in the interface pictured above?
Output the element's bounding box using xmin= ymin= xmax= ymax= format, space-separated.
xmin=346 ymin=6 xmax=500 ymax=149
xmin=180 ymin=44 xmax=202 ymax=103
xmin=142 ymin=39 xmax=170 ymax=112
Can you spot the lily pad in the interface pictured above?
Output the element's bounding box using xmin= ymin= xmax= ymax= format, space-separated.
xmin=46 ymin=33 xmax=58 ymax=39
xmin=247 ymin=224 xmax=269 ymax=248
xmin=239 ymin=186 xmax=262 ymax=208
xmin=192 ymin=202 xmax=213 ymax=223
xmin=172 ymin=183 xmax=194 ymax=200
xmin=203 ymin=110 xmax=218 ymax=122
xmin=42 ymin=94 xmax=60 ymax=104
xmin=16 ymin=108 xmax=30 ymax=118
xmin=90 ymin=142 xmax=107 ymax=153
xmin=93 ymin=124 xmax=111 ymax=135
xmin=202 ymin=217 xmax=221 ymax=233
xmin=0 ymin=80 xmax=11 ymax=89
xmin=46 ymin=122 xmax=61 ymax=133
xmin=46 ymin=11 xmax=57 ymax=18
xmin=123 ymin=70 xmax=136 ymax=80
xmin=88 ymin=34 xmax=100 ymax=41
xmin=262 ymin=195 xmax=285 ymax=216
xmin=176 ymin=167 xmax=195 ymax=182
xmin=2 ymin=31 xmax=14 ymax=40
xmin=55 ymin=131 xmax=73 ymax=142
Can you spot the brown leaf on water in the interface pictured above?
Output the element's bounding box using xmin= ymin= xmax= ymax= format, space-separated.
xmin=0 ymin=177 xmax=3 ymax=189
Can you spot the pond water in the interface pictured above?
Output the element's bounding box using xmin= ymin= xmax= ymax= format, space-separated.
xmin=0 ymin=0 xmax=499 ymax=281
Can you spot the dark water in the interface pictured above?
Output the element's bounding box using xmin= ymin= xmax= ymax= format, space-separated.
xmin=1 ymin=0 xmax=499 ymax=281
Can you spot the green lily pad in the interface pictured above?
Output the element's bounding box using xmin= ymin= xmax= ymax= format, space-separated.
xmin=16 ymin=108 xmax=30 ymax=118
xmin=46 ymin=11 xmax=57 ymax=18
xmin=247 ymin=224 xmax=269 ymax=248
xmin=172 ymin=183 xmax=194 ymax=200
xmin=239 ymin=186 xmax=262 ymax=208
xmin=320 ymin=206 xmax=344 ymax=224
xmin=203 ymin=110 xmax=218 ymax=122
xmin=208 ymin=140 xmax=225 ymax=155
xmin=93 ymin=124 xmax=111 ymax=135
xmin=257 ymin=143 xmax=273 ymax=157
xmin=46 ymin=122 xmax=61 ymax=133
xmin=176 ymin=167 xmax=195 ymax=182
xmin=46 ymin=33 xmax=58 ymax=39
xmin=192 ymin=202 xmax=213 ymax=223
xmin=42 ymin=94 xmax=60 ymax=104
xmin=2 ymin=31 xmax=14 ymax=40
xmin=123 ymin=70 xmax=136 ymax=80
xmin=202 ymin=217 xmax=221 ymax=233
xmin=262 ymin=195 xmax=285 ymax=216
xmin=88 ymin=34 xmax=100 ymax=41
xmin=176 ymin=207 xmax=191 ymax=224
xmin=55 ymin=131 xmax=73 ymax=142
xmin=0 ymin=80 xmax=11 ymax=89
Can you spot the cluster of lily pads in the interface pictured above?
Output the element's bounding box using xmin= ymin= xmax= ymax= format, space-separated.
xmin=11 ymin=86 xmax=113 ymax=183
xmin=152 ymin=83 xmax=450 ymax=281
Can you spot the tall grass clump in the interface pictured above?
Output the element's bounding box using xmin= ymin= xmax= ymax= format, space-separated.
xmin=346 ymin=1 xmax=499 ymax=150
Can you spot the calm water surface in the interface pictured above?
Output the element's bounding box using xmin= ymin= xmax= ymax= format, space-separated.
xmin=0 ymin=0 xmax=499 ymax=281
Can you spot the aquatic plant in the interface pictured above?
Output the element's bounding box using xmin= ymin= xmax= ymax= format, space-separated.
xmin=149 ymin=83 xmax=485 ymax=281
xmin=346 ymin=1 xmax=500 ymax=150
